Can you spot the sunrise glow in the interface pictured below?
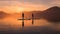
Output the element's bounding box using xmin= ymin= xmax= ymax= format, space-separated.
xmin=16 ymin=7 xmax=24 ymax=12
xmin=0 ymin=0 xmax=60 ymax=33
xmin=0 ymin=0 xmax=60 ymax=13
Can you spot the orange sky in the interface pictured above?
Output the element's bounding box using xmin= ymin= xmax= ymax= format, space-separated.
xmin=0 ymin=0 xmax=60 ymax=13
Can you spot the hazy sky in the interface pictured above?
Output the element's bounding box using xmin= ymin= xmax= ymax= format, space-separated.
xmin=0 ymin=0 xmax=60 ymax=13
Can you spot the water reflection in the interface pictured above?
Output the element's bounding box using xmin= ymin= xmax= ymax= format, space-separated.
xmin=0 ymin=17 xmax=60 ymax=33
xmin=0 ymin=16 xmax=49 ymax=30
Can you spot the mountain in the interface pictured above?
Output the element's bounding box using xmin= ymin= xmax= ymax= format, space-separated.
xmin=37 ymin=6 xmax=60 ymax=22
xmin=0 ymin=6 xmax=60 ymax=22
xmin=0 ymin=11 xmax=9 ymax=19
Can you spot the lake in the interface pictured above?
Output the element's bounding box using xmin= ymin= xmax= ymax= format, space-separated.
xmin=0 ymin=16 xmax=60 ymax=34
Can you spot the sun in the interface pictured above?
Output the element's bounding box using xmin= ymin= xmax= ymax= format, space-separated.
xmin=17 ymin=7 xmax=24 ymax=12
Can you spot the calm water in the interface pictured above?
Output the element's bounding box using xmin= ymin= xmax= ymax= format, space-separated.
xmin=0 ymin=16 xmax=60 ymax=32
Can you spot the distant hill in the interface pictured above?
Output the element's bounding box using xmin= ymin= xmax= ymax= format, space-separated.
xmin=36 ymin=6 xmax=60 ymax=22
xmin=0 ymin=6 xmax=60 ymax=22
xmin=0 ymin=11 xmax=9 ymax=19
